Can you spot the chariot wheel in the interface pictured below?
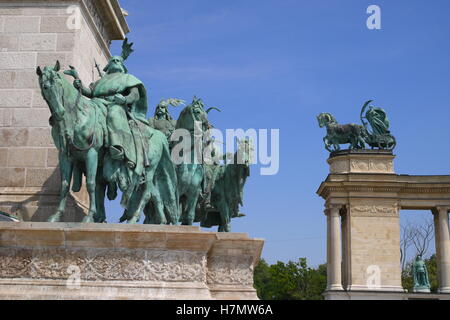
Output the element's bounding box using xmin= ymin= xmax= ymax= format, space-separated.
xmin=386 ymin=135 xmax=396 ymax=150
xmin=376 ymin=134 xmax=396 ymax=150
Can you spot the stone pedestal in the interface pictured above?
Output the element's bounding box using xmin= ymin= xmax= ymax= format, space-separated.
xmin=0 ymin=0 xmax=128 ymax=222
xmin=328 ymin=149 xmax=395 ymax=174
xmin=0 ymin=222 xmax=264 ymax=300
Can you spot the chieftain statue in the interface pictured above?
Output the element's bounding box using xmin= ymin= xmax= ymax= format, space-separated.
xmin=197 ymin=139 xmax=251 ymax=232
xmin=317 ymin=100 xmax=396 ymax=152
xmin=149 ymin=98 xmax=184 ymax=139
xmin=36 ymin=38 xmax=250 ymax=232
xmin=412 ymin=255 xmax=431 ymax=293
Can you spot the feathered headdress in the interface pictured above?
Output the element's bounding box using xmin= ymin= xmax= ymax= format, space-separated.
xmin=121 ymin=38 xmax=134 ymax=61
xmin=102 ymin=38 xmax=134 ymax=74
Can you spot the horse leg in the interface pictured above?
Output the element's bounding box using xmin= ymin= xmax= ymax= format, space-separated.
xmin=47 ymin=155 xmax=73 ymax=222
xmin=182 ymin=188 xmax=200 ymax=226
xmin=82 ymin=149 xmax=98 ymax=223
xmin=119 ymin=210 xmax=129 ymax=223
xmin=94 ymin=176 xmax=106 ymax=223
xmin=152 ymin=193 xmax=167 ymax=225
xmin=128 ymin=164 xmax=157 ymax=224
xmin=178 ymin=196 xmax=187 ymax=224
xmin=358 ymin=136 xmax=366 ymax=149
xmin=217 ymin=198 xmax=231 ymax=233
xmin=182 ymin=166 xmax=204 ymax=226
xmin=128 ymin=189 xmax=150 ymax=224
xmin=349 ymin=137 xmax=356 ymax=149
xmin=150 ymin=187 xmax=168 ymax=225
xmin=182 ymin=176 xmax=201 ymax=226
xmin=143 ymin=202 xmax=154 ymax=224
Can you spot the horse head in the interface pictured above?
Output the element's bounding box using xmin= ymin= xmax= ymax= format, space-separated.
xmin=36 ymin=61 xmax=66 ymax=122
xmin=176 ymin=96 xmax=218 ymax=133
xmin=317 ymin=113 xmax=336 ymax=128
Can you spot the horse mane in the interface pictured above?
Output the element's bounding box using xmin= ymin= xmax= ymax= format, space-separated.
xmin=55 ymin=72 xmax=85 ymax=113
xmin=175 ymin=105 xmax=192 ymax=129
xmin=319 ymin=113 xmax=337 ymax=124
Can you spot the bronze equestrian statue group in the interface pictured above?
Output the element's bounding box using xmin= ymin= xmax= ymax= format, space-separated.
xmin=36 ymin=39 xmax=249 ymax=232
xmin=317 ymin=100 xmax=396 ymax=152
xmin=37 ymin=38 xmax=395 ymax=232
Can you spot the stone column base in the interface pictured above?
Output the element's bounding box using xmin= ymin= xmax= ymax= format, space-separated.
xmin=326 ymin=285 xmax=344 ymax=291
xmin=345 ymin=285 xmax=405 ymax=292
xmin=0 ymin=222 xmax=264 ymax=300
xmin=439 ymin=287 xmax=450 ymax=294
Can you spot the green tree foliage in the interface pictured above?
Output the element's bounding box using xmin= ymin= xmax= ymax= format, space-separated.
xmin=426 ymin=255 xmax=439 ymax=292
xmin=253 ymin=258 xmax=327 ymax=300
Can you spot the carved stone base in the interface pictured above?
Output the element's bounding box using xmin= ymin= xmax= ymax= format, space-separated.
xmin=328 ymin=149 xmax=395 ymax=174
xmin=0 ymin=222 xmax=264 ymax=300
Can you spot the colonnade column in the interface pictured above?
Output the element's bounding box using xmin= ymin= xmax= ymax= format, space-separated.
xmin=434 ymin=206 xmax=450 ymax=293
xmin=326 ymin=204 xmax=343 ymax=291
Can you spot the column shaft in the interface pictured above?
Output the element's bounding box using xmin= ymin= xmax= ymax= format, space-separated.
xmin=327 ymin=206 xmax=343 ymax=291
xmin=435 ymin=207 xmax=450 ymax=293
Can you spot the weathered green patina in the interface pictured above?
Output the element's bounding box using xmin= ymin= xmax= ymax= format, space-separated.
xmin=37 ymin=38 xmax=250 ymax=232
xmin=173 ymin=97 xmax=215 ymax=226
xmin=198 ymin=139 xmax=251 ymax=232
xmin=413 ymin=255 xmax=431 ymax=293
xmin=360 ymin=100 xmax=396 ymax=150
xmin=37 ymin=39 xmax=179 ymax=225
xmin=318 ymin=100 xmax=396 ymax=152
xmin=37 ymin=61 xmax=109 ymax=223
xmin=149 ymin=98 xmax=184 ymax=139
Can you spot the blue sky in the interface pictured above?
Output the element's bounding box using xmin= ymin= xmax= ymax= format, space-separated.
xmin=106 ymin=0 xmax=450 ymax=266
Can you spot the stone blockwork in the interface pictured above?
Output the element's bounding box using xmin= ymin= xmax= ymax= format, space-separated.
xmin=0 ymin=223 xmax=264 ymax=300
xmin=0 ymin=0 xmax=129 ymax=221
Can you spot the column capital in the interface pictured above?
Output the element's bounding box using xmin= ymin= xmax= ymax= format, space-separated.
xmin=433 ymin=206 xmax=450 ymax=215
xmin=324 ymin=204 xmax=343 ymax=216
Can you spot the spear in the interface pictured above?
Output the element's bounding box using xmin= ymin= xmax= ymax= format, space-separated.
xmin=94 ymin=59 xmax=104 ymax=78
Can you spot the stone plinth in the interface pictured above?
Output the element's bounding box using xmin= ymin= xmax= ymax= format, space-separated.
xmin=328 ymin=149 xmax=395 ymax=174
xmin=0 ymin=0 xmax=129 ymax=222
xmin=0 ymin=222 xmax=264 ymax=300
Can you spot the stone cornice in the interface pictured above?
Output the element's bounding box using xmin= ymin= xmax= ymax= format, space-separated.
xmin=81 ymin=0 xmax=129 ymax=57
xmin=92 ymin=0 xmax=130 ymax=40
xmin=317 ymin=175 xmax=450 ymax=199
